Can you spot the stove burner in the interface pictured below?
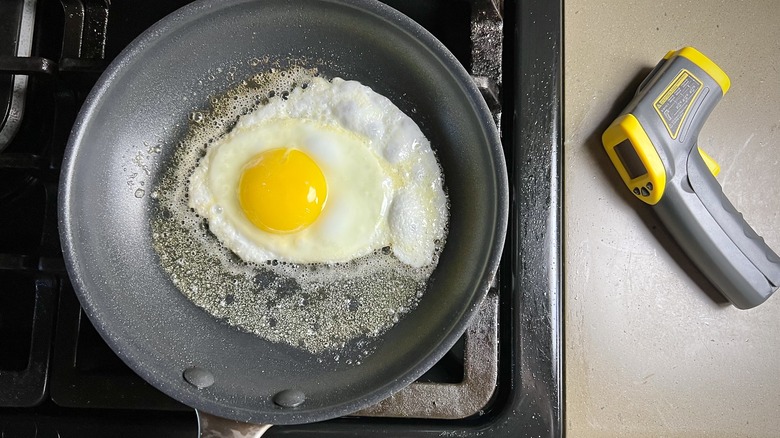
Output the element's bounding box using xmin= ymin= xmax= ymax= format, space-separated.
xmin=0 ymin=0 xmax=563 ymax=436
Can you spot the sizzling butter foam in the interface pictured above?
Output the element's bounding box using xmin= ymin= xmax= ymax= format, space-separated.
xmin=150 ymin=63 xmax=449 ymax=355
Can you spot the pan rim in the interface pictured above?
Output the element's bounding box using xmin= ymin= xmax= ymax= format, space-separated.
xmin=58 ymin=0 xmax=508 ymax=424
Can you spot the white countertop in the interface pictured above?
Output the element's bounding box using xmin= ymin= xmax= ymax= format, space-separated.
xmin=564 ymin=0 xmax=780 ymax=436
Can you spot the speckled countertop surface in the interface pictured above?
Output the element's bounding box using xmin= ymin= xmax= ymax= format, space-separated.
xmin=564 ymin=0 xmax=780 ymax=436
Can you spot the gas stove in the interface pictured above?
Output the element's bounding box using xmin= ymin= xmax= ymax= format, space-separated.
xmin=0 ymin=0 xmax=562 ymax=436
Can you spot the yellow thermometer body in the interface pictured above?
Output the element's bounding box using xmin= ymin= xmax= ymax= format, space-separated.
xmin=602 ymin=47 xmax=780 ymax=309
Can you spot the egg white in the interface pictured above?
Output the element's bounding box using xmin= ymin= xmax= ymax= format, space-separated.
xmin=189 ymin=77 xmax=447 ymax=267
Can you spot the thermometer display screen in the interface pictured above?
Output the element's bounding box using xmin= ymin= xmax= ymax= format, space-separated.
xmin=614 ymin=139 xmax=648 ymax=179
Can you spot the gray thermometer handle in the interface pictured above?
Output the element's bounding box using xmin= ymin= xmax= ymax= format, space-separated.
xmin=654 ymin=148 xmax=780 ymax=308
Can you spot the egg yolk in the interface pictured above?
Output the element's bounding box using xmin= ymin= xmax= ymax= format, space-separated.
xmin=238 ymin=148 xmax=327 ymax=233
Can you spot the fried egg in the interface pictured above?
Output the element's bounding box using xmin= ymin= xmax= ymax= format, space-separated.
xmin=188 ymin=77 xmax=447 ymax=267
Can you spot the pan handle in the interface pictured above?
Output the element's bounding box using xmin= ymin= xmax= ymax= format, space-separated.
xmin=196 ymin=410 xmax=273 ymax=438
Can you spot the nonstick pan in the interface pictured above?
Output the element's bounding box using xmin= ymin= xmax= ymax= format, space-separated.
xmin=59 ymin=0 xmax=507 ymax=428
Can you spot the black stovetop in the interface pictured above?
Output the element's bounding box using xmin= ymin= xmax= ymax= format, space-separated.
xmin=0 ymin=0 xmax=562 ymax=436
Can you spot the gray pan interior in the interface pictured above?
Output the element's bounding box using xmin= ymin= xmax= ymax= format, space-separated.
xmin=59 ymin=0 xmax=507 ymax=425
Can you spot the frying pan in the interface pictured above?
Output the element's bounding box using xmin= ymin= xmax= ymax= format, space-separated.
xmin=59 ymin=0 xmax=507 ymax=429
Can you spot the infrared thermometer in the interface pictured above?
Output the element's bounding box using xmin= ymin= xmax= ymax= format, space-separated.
xmin=602 ymin=47 xmax=780 ymax=309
